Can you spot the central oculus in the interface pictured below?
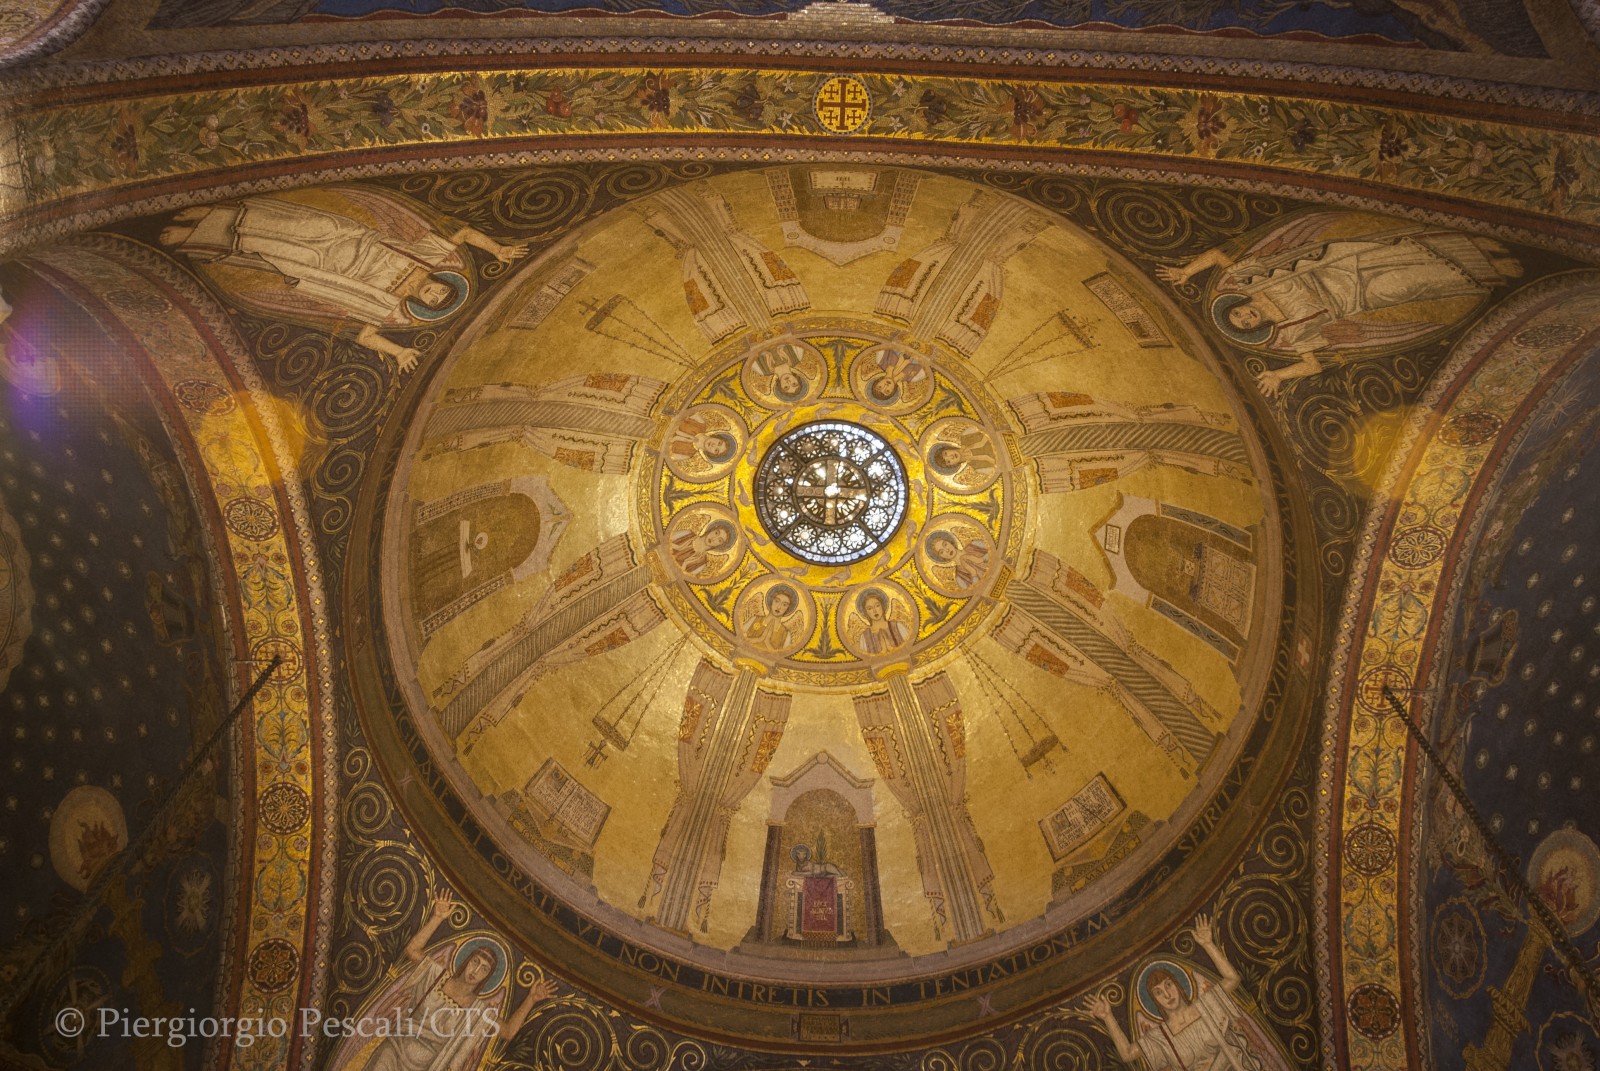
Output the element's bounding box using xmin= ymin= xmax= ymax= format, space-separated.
xmin=755 ymin=420 xmax=908 ymax=565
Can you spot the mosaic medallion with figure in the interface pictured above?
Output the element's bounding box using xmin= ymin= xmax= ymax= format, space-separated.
xmin=641 ymin=320 xmax=1025 ymax=686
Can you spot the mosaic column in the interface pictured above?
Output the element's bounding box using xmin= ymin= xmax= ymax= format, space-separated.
xmin=433 ymin=535 xmax=661 ymax=742
xmin=856 ymin=669 xmax=997 ymax=944
xmin=644 ymin=657 xmax=790 ymax=934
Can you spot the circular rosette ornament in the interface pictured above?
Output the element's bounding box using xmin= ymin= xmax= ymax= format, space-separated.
xmin=733 ymin=577 xmax=816 ymax=661
xmin=755 ymin=420 xmax=908 ymax=566
xmin=916 ymin=513 xmax=996 ymax=598
xmin=741 ymin=339 xmax=826 ymax=409
xmin=921 ymin=417 xmax=1001 ymax=495
xmin=664 ymin=404 xmax=746 ymax=483
xmin=850 ymin=344 xmax=934 ymax=415
xmin=837 ymin=579 xmax=920 ymax=661
xmin=639 ymin=319 xmax=1030 ymax=686
xmin=664 ymin=504 xmax=745 ymax=585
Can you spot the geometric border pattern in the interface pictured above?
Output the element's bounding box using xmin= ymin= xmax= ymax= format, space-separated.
xmin=0 ymin=0 xmax=108 ymax=68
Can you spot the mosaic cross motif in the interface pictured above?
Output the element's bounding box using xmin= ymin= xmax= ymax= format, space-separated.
xmin=813 ymin=76 xmax=871 ymax=134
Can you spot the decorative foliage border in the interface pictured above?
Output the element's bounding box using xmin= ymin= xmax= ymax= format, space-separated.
xmin=27 ymin=236 xmax=339 ymax=1071
xmin=1318 ymin=271 xmax=1600 ymax=1071
xmin=3 ymin=65 xmax=1596 ymax=238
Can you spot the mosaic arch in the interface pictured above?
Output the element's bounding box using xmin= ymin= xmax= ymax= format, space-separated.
xmin=1416 ymin=339 xmax=1600 ymax=1070
xmin=1319 ymin=270 xmax=1600 ymax=1071
xmin=339 ymin=165 xmax=1320 ymax=1048
xmin=14 ymin=236 xmax=340 ymax=1071
xmin=2 ymin=0 xmax=1600 ymax=1063
xmin=0 ymin=0 xmax=106 ymax=66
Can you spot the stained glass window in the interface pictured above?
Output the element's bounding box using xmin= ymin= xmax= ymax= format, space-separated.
xmin=755 ymin=421 xmax=908 ymax=565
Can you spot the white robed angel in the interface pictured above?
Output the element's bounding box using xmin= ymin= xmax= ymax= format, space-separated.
xmin=161 ymin=188 xmax=527 ymax=372
xmin=1157 ymin=211 xmax=1520 ymax=396
xmin=1082 ymin=915 xmax=1293 ymax=1071
xmin=326 ymin=893 xmax=556 ymax=1071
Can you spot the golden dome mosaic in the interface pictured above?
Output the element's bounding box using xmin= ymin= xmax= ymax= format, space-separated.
xmin=347 ymin=167 xmax=1309 ymax=1048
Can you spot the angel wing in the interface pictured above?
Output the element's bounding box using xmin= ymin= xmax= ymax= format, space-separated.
xmin=1317 ymin=316 xmax=1443 ymax=350
xmin=1245 ymin=211 xmax=1345 ymax=261
xmin=1244 ymin=209 xmax=1427 ymax=266
xmin=332 ymin=185 xmax=453 ymax=248
xmin=216 ymin=275 xmax=366 ymax=325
